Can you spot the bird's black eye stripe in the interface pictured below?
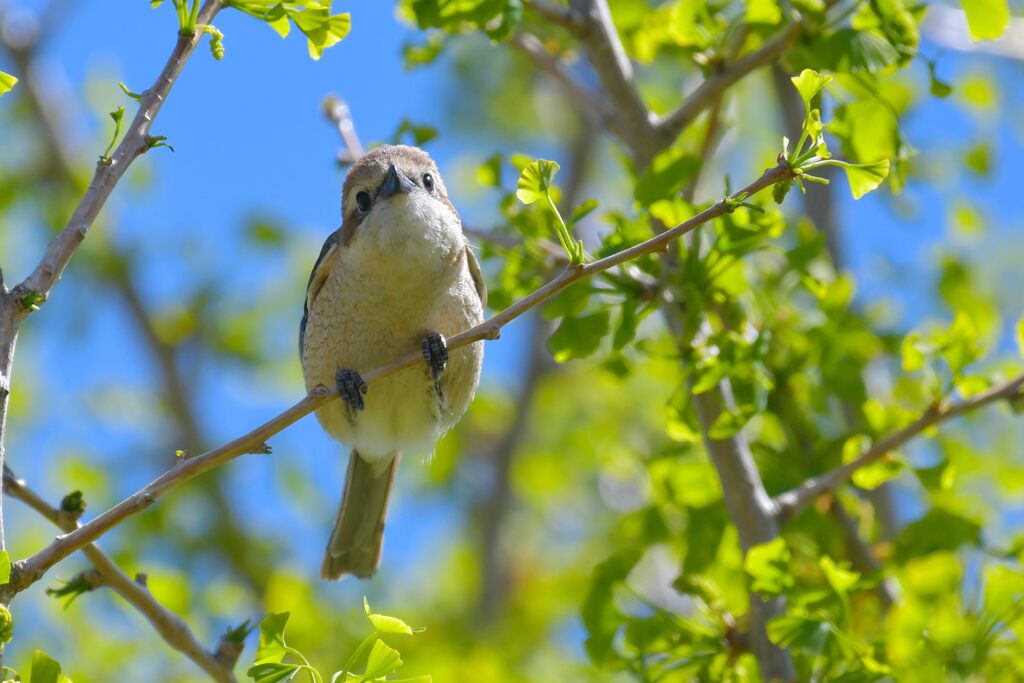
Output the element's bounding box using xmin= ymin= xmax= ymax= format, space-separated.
xmin=422 ymin=173 xmax=435 ymax=191
xmin=355 ymin=190 xmax=372 ymax=212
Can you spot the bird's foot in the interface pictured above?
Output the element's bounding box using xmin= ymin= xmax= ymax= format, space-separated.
xmin=335 ymin=368 xmax=368 ymax=413
xmin=422 ymin=332 xmax=448 ymax=381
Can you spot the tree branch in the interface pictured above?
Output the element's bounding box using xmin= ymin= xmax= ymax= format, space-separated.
xmin=654 ymin=23 xmax=801 ymax=148
xmin=11 ymin=0 xmax=222 ymax=306
xmin=2 ymin=14 xmax=272 ymax=592
xmin=774 ymin=373 xmax=1024 ymax=522
xmin=323 ymin=95 xmax=364 ymax=165
xmin=567 ymin=0 xmax=659 ymax=163
xmin=6 ymin=161 xmax=795 ymax=594
xmin=3 ymin=467 xmax=237 ymax=682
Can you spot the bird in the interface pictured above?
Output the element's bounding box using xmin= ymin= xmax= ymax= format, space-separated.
xmin=299 ymin=144 xmax=486 ymax=580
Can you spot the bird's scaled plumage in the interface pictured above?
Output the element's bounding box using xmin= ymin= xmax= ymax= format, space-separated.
xmin=299 ymin=145 xmax=486 ymax=581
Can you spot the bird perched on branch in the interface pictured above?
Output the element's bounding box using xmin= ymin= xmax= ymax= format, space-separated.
xmin=300 ymin=145 xmax=486 ymax=580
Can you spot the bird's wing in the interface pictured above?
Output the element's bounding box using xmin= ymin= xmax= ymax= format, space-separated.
xmin=299 ymin=230 xmax=340 ymax=355
xmin=464 ymin=242 xmax=487 ymax=309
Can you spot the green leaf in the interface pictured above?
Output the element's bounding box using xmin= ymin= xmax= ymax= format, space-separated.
xmin=914 ymin=460 xmax=957 ymax=493
xmin=582 ymin=548 xmax=644 ymax=665
xmin=363 ymin=597 xmax=415 ymax=635
xmin=253 ymin=612 xmax=290 ymax=664
xmin=548 ymin=311 xmax=610 ymax=362
xmin=0 ymin=70 xmax=16 ymax=96
xmin=894 ymin=507 xmax=981 ymax=563
xmin=707 ymin=409 xmax=748 ymax=439
xmin=790 ymin=68 xmax=833 ymax=110
xmin=633 ymin=148 xmax=701 ymax=207
xmin=841 ymin=435 xmax=903 ymax=490
xmin=284 ymin=6 xmax=351 ymax=60
xmin=767 ymin=615 xmax=850 ymax=659
xmin=362 ymin=640 xmax=402 ymax=680
xmin=831 ymin=159 xmax=890 ymax=199
xmin=820 ymin=556 xmax=860 ymax=598
xmin=29 ymin=651 xmax=69 ymax=683
xmin=924 ymin=58 xmax=953 ymax=99
xmin=516 ymin=159 xmax=559 ymax=204
xmin=901 ymin=332 xmax=924 ymax=370
xmin=960 ymin=0 xmax=1010 ymax=41
xmin=797 ymin=28 xmax=902 ymax=74
xmin=940 ymin=311 xmax=982 ymax=374
xmin=247 ymin=661 xmax=301 ymax=683
xmin=570 ymin=198 xmax=600 ymax=225
xmin=392 ymin=118 xmax=438 ymax=147
xmin=0 ymin=550 xmax=9 ymax=585
xmin=683 ymin=504 xmax=728 ymax=573
xmin=745 ymin=0 xmax=781 ymax=24
xmin=744 ymin=538 xmax=794 ymax=596
xmin=477 ymin=152 xmax=503 ymax=188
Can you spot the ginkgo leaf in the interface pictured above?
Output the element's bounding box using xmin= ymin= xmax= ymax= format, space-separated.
xmin=832 ymin=159 xmax=890 ymax=199
xmin=790 ymin=68 xmax=833 ymax=110
xmin=516 ymin=159 xmax=560 ymax=204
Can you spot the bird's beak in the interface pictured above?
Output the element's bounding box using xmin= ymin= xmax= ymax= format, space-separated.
xmin=378 ymin=164 xmax=416 ymax=200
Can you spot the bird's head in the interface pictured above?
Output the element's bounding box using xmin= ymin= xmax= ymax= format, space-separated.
xmin=339 ymin=145 xmax=460 ymax=255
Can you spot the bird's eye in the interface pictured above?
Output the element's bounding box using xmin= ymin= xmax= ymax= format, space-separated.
xmin=355 ymin=191 xmax=372 ymax=212
xmin=422 ymin=173 xmax=435 ymax=192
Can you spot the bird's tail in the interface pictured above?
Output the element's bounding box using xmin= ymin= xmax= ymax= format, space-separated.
xmin=321 ymin=450 xmax=400 ymax=581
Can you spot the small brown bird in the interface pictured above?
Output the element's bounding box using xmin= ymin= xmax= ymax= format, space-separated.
xmin=300 ymin=145 xmax=486 ymax=580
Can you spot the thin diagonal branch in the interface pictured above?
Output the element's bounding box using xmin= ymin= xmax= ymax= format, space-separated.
xmin=3 ymin=467 xmax=237 ymax=682
xmin=7 ymin=162 xmax=796 ymax=595
xmin=774 ymin=373 xmax=1024 ymax=522
xmin=11 ymin=0 xmax=222 ymax=305
xmin=0 ymin=1 xmax=222 ymax=605
xmin=1 ymin=16 xmax=271 ymax=591
xmin=654 ymin=23 xmax=801 ymax=147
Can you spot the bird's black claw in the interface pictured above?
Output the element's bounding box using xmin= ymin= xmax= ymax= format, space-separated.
xmin=335 ymin=368 xmax=367 ymax=413
xmin=422 ymin=332 xmax=448 ymax=381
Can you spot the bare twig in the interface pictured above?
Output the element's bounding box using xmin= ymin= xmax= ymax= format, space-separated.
xmin=3 ymin=467 xmax=237 ymax=682
xmin=323 ymin=95 xmax=364 ymax=164
xmin=7 ymin=162 xmax=796 ymax=594
xmin=774 ymin=374 xmax=1024 ymax=522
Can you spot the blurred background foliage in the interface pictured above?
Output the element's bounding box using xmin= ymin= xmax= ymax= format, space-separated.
xmin=1 ymin=0 xmax=1024 ymax=681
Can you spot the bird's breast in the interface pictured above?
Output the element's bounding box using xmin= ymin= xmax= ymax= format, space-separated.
xmin=300 ymin=241 xmax=484 ymax=459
